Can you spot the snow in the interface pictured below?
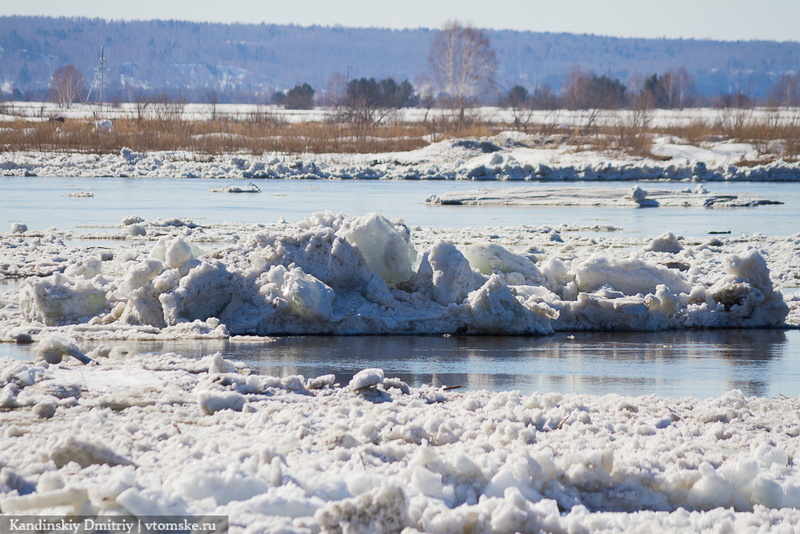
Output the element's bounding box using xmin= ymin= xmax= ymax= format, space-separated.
xmin=348 ymin=368 xmax=384 ymax=391
xmin=1 ymin=211 xmax=796 ymax=342
xmin=1 ymin=122 xmax=800 ymax=530
xmin=646 ymin=232 xmax=684 ymax=253
xmin=2 ymin=129 xmax=800 ymax=182
xmin=1 ymin=351 xmax=800 ymax=532
xmin=209 ymin=182 xmax=262 ymax=193
xmin=4 ymin=103 xmax=799 ymax=131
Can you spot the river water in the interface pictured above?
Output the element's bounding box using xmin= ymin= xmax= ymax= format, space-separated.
xmin=4 ymin=176 xmax=800 ymax=236
xmin=3 ymin=176 xmax=800 ymax=398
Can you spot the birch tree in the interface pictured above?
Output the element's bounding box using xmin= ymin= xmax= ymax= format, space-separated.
xmin=49 ymin=65 xmax=86 ymax=109
xmin=428 ymin=21 xmax=497 ymax=125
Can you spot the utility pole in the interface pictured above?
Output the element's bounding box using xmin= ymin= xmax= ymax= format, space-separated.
xmin=84 ymin=46 xmax=108 ymax=107
xmin=99 ymin=46 xmax=105 ymax=107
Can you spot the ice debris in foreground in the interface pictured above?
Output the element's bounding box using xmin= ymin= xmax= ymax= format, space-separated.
xmin=1 ymin=351 xmax=800 ymax=533
xmin=17 ymin=212 xmax=788 ymax=336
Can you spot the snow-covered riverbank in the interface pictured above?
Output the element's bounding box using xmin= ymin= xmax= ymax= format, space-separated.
xmin=2 ymin=132 xmax=799 ymax=181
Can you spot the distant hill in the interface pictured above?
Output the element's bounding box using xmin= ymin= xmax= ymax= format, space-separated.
xmin=1 ymin=15 xmax=798 ymax=103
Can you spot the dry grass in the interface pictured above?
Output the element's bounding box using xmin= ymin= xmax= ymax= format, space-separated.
xmin=0 ymin=115 xmax=505 ymax=155
xmin=1 ymin=108 xmax=799 ymax=162
xmin=661 ymin=121 xmax=717 ymax=146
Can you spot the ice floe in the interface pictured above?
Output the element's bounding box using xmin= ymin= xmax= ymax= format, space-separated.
xmin=1 ymin=211 xmax=794 ymax=343
xmin=426 ymin=184 xmax=783 ymax=208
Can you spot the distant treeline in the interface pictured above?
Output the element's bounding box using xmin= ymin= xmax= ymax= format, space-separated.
xmin=1 ymin=15 xmax=800 ymax=106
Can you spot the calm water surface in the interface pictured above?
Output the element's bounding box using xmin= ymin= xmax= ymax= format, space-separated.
xmin=2 ymin=330 xmax=798 ymax=399
xmin=2 ymin=177 xmax=799 ymax=398
xmin=3 ymin=176 xmax=800 ymax=237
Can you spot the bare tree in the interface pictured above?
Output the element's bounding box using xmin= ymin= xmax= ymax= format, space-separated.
xmin=49 ymin=65 xmax=86 ymax=109
xmin=768 ymin=72 xmax=800 ymax=107
xmin=324 ymin=72 xmax=348 ymax=107
xmin=501 ymin=85 xmax=535 ymax=131
xmin=640 ymin=68 xmax=696 ymax=109
xmin=207 ymin=89 xmax=220 ymax=121
xmin=413 ymin=74 xmax=436 ymax=123
xmin=428 ymin=20 xmax=497 ymax=125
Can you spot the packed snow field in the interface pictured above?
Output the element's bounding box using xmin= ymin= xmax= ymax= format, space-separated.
xmin=3 ymin=102 xmax=800 ymax=129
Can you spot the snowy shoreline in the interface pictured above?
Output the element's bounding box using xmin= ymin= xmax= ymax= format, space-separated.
xmin=1 ymin=350 xmax=800 ymax=532
xmin=2 ymin=132 xmax=800 ymax=182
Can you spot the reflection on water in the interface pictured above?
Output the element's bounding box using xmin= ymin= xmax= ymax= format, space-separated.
xmin=3 ymin=329 xmax=798 ymax=399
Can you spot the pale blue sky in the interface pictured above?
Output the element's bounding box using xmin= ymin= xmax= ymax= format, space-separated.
xmin=5 ymin=0 xmax=799 ymax=42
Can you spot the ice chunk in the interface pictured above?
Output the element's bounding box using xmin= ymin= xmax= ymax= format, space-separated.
xmin=122 ymin=259 xmax=164 ymax=292
xmin=10 ymin=222 xmax=27 ymax=234
xmin=335 ymin=213 xmax=415 ymax=284
xmin=706 ymin=249 xmax=788 ymax=326
xmin=150 ymin=236 xmax=204 ymax=268
xmin=349 ymin=368 xmax=384 ymax=391
xmin=307 ymin=374 xmax=336 ymax=390
xmin=49 ymin=437 xmax=133 ymax=468
xmin=626 ymin=185 xmax=658 ymax=206
xmin=126 ymin=223 xmax=146 ymax=236
xmin=627 ymin=185 xmax=648 ymax=202
xmin=575 ymin=254 xmax=691 ymax=296
xmin=427 ymin=241 xmax=486 ymax=305
xmin=198 ymin=390 xmax=246 ymax=414
xmin=20 ymin=273 xmax=108 ymax=326
xmin=467 ymin=275 xmax=554 ymax=335
xmin=463 ymin=243 xmax=545 ymax=284
xmin=645 ymin=231 xmax=683 ymax=253
xmin=35 ymin=335 xmax=92 ymax=364
xmin=122 ymin=215 xmax=145 ymax=225
xmin=160 ymin=260 xmax=240 ymax=325
xmin=1 ymin=488 xmax=90 ymax=514
xmin=280 ymin=266 xmax=335 ymax=320
xmin=316 ymin=483 xmax=408 ymax=533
